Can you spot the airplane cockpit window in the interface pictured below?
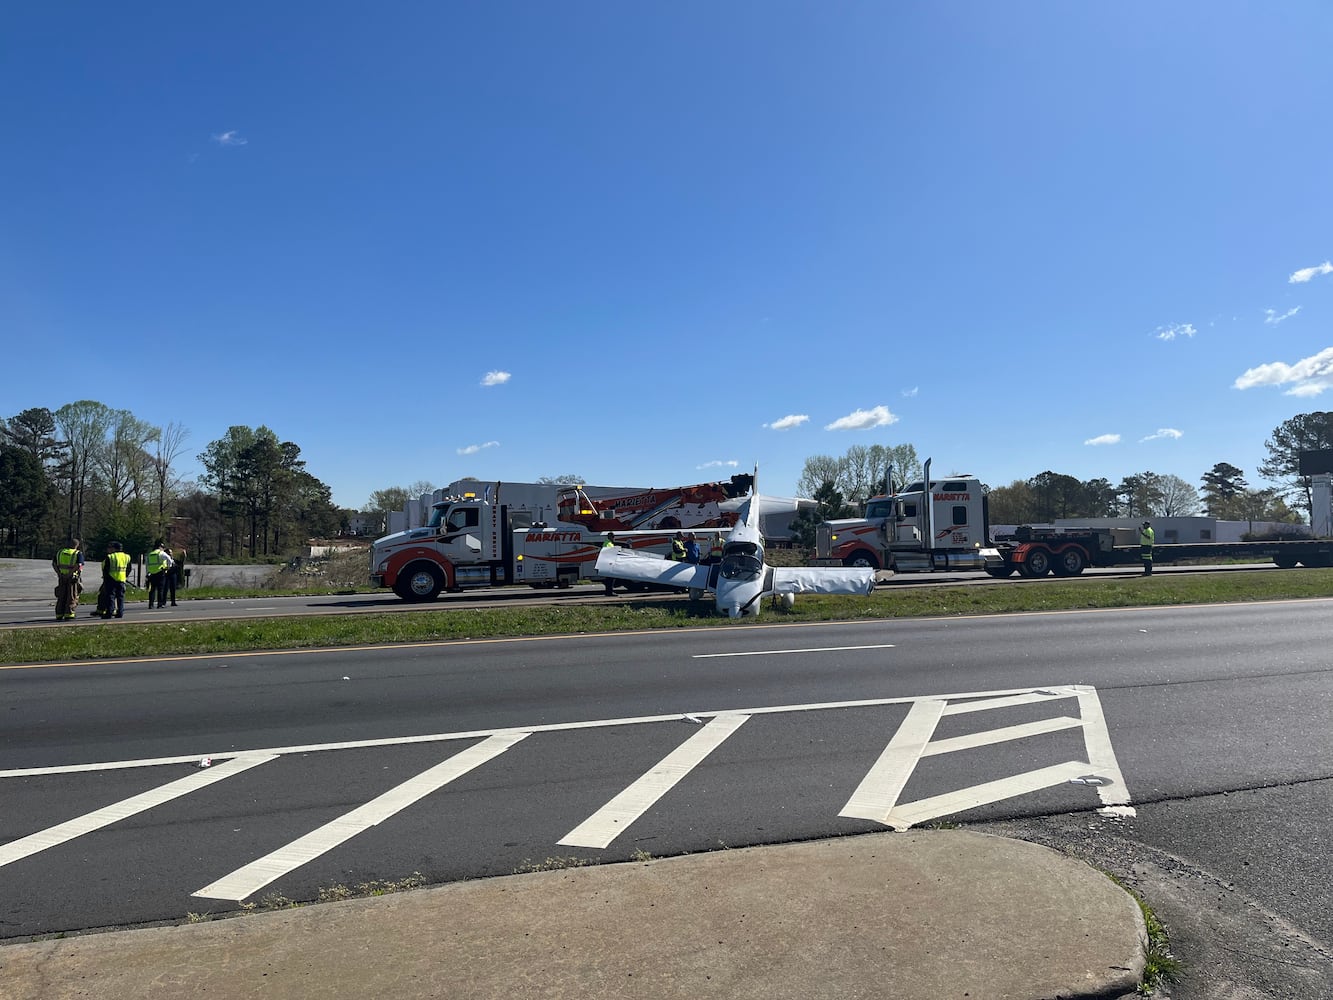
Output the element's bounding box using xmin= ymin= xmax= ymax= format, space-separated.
xmin=720 ymin=542 xmax=762 ymax=580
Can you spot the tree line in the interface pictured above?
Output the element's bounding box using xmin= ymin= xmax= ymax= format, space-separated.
xmin=0 ymin=403 xmax=344 ymax=562
xmin=788 ymin=412 xmax=1333 ymax=542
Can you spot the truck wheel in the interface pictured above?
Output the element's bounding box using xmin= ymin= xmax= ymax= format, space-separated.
xmin=1022 ymin=548 xmax=1051 ymax=577
xmin=984 ymin=566 xmax=1015 ymax=578
xmin=395 ymin=564 xmax=443 ymax=602
xmin=843 ymin=550 xmax=879 ymax=570
xmin=1052 ymin=548 xmax=1085 ymax=577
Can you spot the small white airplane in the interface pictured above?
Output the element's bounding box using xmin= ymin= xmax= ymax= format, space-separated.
xmin=594 ymin=475 xmax=876 ymax=618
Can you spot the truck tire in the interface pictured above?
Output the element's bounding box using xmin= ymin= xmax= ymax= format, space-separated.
xmin=1274 ymin=553 xmax=1298 ymax=569
xmin=984 ymin=566 xmax=1016 ymax=578
xmin=1052 ymin=547 xmax=1086 ymax=577
xmin=842 ymin=550 xmax=880 ymax=570
xmin=395 ymin=563 xmax=443 ymax=602
xmin=1021 ymin=547 xmax=1051 ymax=577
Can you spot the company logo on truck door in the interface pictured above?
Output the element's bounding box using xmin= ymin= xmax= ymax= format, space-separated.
xmin=934 ymin=493 xmax=970 ymax=502
xmin=526 ymin=531 xmax=584 ymax=543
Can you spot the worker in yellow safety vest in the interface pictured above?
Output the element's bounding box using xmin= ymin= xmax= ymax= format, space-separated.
xmin=602 ymin=532 xmax=617 ymax=595
xmin=146 ymin=540 xmax=175 ymax=609
xmin=669 ymin=532 xmax=686 ymax=562
xmin=102 ymin=541 xmax=132 ymax=619
xmin=708 ymin=534 xmax=725 ymax=564
xmin=1139 ymin=520 xmax=1155 ymax=576
xmin=52 ymin=538 xmax=84 ymax=620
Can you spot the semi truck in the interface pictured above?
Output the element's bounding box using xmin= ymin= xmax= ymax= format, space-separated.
xmin=813 ymin=460 xmax=1333 ymax=578
xmin=370 ymin=481 xmax=736 ymax=601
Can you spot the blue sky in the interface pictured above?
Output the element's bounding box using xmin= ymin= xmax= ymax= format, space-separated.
xmin=4 ymin=3 xmax=1332 ymax=508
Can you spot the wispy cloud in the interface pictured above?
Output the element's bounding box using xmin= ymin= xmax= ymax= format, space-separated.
xmin=1289 ymin=261 xmax=1333 ymax=284
xmin=824 ymin=406 xmax=898 ymax=431
xmin=697 ymin=460 xmax=740 ymax=470
xmin=901 ymin=386 xmax=919 ymax=398
xmin=1084 ymin=434 xmax=1121 ymax=446
xmin=1155 ymin=323 xmax=1196 ymax=342
xmin=763 ymin=414 xmax=809 ymax=431
xmin=456 ymin=440 xmax=500 ymax=455
xmin=1234 ymin=346 xmax=1333 ymax=397
xmin=480 ymin=371 xmax=511 ymax=387
xmin=1140 ymin=428 xmax=1183 ymax=442
xmin=211 ymin=130 xmax=248 ymax=146
xmin=1265 ymin=306 xmax=1301 ymax=325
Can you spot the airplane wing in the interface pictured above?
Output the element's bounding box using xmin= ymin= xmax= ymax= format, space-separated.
xmin=595 ymin=547 xmax=713 ymax=590
xmin=769 ymin=566 xmax=876 ymax=596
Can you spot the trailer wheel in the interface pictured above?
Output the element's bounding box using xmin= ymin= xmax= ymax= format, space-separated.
xmin=1021 ymin=548 xmax=1052 ymax=577
xmin=1052 ymin=548 xmax=1086 ymax=577
xmin=1274 ymin=554 xmax=1298 ymax=569
xmin=395 ymin=564 xmax=443 ymax=602
xmin=842 ymin=550 xmax=879 ymax=570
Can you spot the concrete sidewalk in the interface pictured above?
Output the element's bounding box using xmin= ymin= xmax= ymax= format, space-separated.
xmin=0 ymin=830 xmax=1145 ymax=1000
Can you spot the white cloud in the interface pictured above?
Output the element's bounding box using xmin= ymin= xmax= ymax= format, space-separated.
xmin=1288 ymin=261 xmax=1333 ymax=284
xmin=824 ymin=405 xmax=898 ymax=431
xmin=481 ymin=371 xmax=511 ymax=387
xmin=901 ymin=386 xmax=919 ymax=398
xmin=696 ymin=460 xmax=740 ymax=470
xmin=763 ymin=414 xmax=809 ymax=431
xmin=1155 ymin=323 xmax=1196 ymax=342
xmin=1084 ymin=434 xmax=1121 ymax=446
xmin=1140 ymin=428 xmax=1184 ymax=442
xmin=1264 ymin=306 xmax=1301 ymax=325
xmin=1234 ymin=346 xmax=1333 ymax=397
xmin=456 ymin=440 xmax=500 ymax=455
xmin=211 ymin=130 xmax=248 ymax=146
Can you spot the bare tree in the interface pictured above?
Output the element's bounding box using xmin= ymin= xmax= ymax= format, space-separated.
xmin=54 ymin=400 xmax=114 ymax=537
xmin=150 ymin=421 xmax=190 ymax=530
xmin=1156 ymin=474 xmax=1202 ymax=516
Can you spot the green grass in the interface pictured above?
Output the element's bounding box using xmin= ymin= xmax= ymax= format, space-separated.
xmin=7 ymin=568 xmax=1333 ymax=666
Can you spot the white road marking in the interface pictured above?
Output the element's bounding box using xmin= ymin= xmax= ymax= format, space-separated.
xmin=0 ymin=755 xmax=275 ymax=869
xmin=0 ymin=685 xmax=1075 ymax=778
xmin=691 ymin=644 xmax=896 ymax=659
xmin=919 ymin=716 xmax=1083 ymax=756
xmin=1076 ymin=686 xmax=1136 ymax=818
xmin=840 ymin=700 xmax=944 ymax=824
xmin=559 ymin=714 xmax=749 ymax=849
xmin=882 ymin=761 xmax=1094 ymax=831
xmin=193 ymin=733 xmax=528 ymax=901
xmin=839 ymin=684 xmax=1131 ymax=830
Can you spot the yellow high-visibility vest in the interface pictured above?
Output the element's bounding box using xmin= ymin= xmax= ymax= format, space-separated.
xmin=106 ymin=551 xmax=131 ymax=582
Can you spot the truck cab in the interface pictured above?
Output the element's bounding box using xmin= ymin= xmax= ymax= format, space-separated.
xmin=815 ymin=475 xmax=993 ymax=572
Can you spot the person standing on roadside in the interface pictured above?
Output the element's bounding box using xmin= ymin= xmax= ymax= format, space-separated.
xmin=1139 ymin=520 xmax=1155 ymax=576
xmin=146 ymin=539 xmax=174 ymax=608
xmin=602 ymin=532 xmax=618 ymax=596
xmin=669 ymin=531 xmax=686 ymax=562
xmin=165 ymin=545 xmax=186 ymax=605
xmin=52 ymin=537 xmax=84 ymax=620
xmin=684 ymin=532 xmax=701 ymax=564
xmin=102 ymin=542 xmax=131 ymax=618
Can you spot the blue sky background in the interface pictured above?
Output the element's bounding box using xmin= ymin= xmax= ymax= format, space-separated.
xmin=4 ymin=3 xmax=1332 ymax=508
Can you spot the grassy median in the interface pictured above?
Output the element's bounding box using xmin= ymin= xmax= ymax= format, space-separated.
xmin=5 ymin=568 xmax=1333 ymax=666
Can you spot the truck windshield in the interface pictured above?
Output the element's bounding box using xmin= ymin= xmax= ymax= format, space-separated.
xmin=865 ymin=500 xmax=894 ymax=519
xmin=427 ymin=505 xmax=450 ymax=529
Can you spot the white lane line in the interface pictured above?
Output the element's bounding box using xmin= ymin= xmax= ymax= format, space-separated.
xmin=882 ymin=760 xmax=1093 ymax=831
xmin=1075 ymin=685 xmax=1136 ymax=817
xmin=692 ymin=644 xmax=896 ymax=659
xmin=0 ymin=685 xmax=1067 ymax=779
xmin=919 ymin=716 xmax=1084 ymax=756
xmin=559 ymin=715 xmax=750 ymax=849
xmin=192 ymin=733 xmax=527 ymax=901
xmin=839 ymin=699 xmax=944 ymax=825
xmin=0 ymin=755 xmax=276 ymax=869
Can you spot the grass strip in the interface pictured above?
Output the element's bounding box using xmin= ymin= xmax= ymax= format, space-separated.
xmin=5 ymin=568 xmax=1333 ymax=666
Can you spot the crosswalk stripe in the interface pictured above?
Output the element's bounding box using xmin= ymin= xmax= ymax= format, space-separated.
xmin=839 ymin=699 xmax=945 ymax=825
xmin=192 ymin=733 xmax=528 ymax=901
xmin=559 ymin=714 xmax=750 ymax=849
xmin=0 ymin=755 xmax=276 ymax=869
xmin=882 ymin=760 xmax=1094 ymax=830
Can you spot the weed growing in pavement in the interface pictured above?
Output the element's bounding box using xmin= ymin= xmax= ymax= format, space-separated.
xmin=1106 ymin=875 xmax=1181 ymax=994
xmin=629 ymin=849 xmax=654 ymax=862
xmin=513 ymin=856 xmax=593 ymax=874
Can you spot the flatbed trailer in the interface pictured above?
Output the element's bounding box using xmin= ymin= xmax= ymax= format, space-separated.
xmin=988 ymin=526 xmax=1333 ymax=577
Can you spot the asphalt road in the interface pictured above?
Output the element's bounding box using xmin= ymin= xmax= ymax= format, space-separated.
xmin=3 ymin=600 xmax=1332 ymax=997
